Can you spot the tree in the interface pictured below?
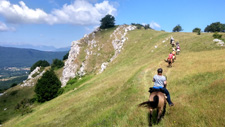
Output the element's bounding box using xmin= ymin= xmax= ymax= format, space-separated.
xmin=30 ymin=60 xmax=50 ymax=73
xmin=173 ymin=25 xmax=183 ymax=32
xmin=204 ymin=22 xmax=225 ymax=32
xmin=193 ymin=27 xmax=201 ymax=35
xmin=63 ymin=52 xmax=69 ymax=60
xmin=34 ymin=70 xmax=61 ymax=102
xmin=51 ymin=59 xmax=64 ymax=70
xmin=144 ymin=24 xmax=151 ymax=30
xmin=10 ymin=83 xmax=17 ymax=88
xmin=100 ymin=14 xmax=115 ymax=29
xmin=192 ymin=27 xmax=201 ymax=33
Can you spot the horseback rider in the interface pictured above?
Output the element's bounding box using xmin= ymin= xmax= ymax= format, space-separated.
xmin=172 ymin=48 xmax=176 ymax=61
xmin=170 ymin=36 xmax=174 ymax=44
xmin=168 ymin=52 xmax=173 ymax=63
xmin=176 ymin=44 xmax=180 ymax=55
xmin=152 ymin=68 xmax=174 ymax=106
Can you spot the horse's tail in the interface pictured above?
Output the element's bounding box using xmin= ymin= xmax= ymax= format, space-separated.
xmin=139 ymin=95 xmax=159 ymax=108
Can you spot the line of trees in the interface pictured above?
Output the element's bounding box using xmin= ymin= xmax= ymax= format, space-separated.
xmin=173 ymin=22 xmax=225 ymax=33
xmin=100 ymin=14 xmax=224 ymax=33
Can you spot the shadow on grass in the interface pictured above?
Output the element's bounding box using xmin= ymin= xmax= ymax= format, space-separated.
xmin=147 ymin=110 xmax=158 ymax=126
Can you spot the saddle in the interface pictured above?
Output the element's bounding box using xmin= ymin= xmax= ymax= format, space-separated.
xmin=149 ymin=87 xmax=167 ymax=98
xmin=148 ymin=87 xmax=165 ymax=93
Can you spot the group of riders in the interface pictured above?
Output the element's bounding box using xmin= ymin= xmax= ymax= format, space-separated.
xmin=166 ymin=36 xmax=181 ymax=67
xmin=150 ymin=36 xmax=181 ymax=107
xmin=139 ymin=36 xmax=181 ymax=126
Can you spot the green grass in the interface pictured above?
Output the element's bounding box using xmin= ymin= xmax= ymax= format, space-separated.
xmin=2 ymin=29 xmax=225 ymax=127
xmin=63 ymin=74 xmax=94 ymax=93
xmin=0 ymin=86 xmax=35 ymax=123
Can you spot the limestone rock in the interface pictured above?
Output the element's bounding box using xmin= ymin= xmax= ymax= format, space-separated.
xmin=213 ymin=39 xmax=224 ymax=46
xmin=60 ymin=41 xmax=81 ymax=87
xmin=60 ymin=25 xmax=136 ymax=86
xmin=99 ymin=25 xmax=136 ymax=73
xmin=21 ymin=67 xmax=45 ymax=87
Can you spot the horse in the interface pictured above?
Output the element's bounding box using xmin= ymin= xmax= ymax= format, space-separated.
xmin=176 ymin=48 xmax=180 ymax=55
xmin=139 ymin=89 xmax=167 ymax=126
xmin=171 ymin=41 xmax=175 ymax=47
xmin=165 ymin=59 xmax=172 ymax=67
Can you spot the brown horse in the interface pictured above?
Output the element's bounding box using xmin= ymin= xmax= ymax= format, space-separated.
xmin=139 ymin=91 xmax=167 ymax=126
xmin=165 ymin=59 xmax=172 ymax=67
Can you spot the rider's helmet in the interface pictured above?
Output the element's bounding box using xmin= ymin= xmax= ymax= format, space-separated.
xmin=157 ymin=68 xmax=163 ymax=73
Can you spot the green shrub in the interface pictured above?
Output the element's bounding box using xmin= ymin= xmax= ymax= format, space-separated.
xmin=10 ymin=83 xmax=17 ymax=88
xmin=15 ymin=98 xmax=34 ymax=115
xmin=30 ymin=60 xmax=50 ymax=73
xmin=66 ymin=77 xmax=79 ymax=86
xmin=131 ymin=23 xmax=143 ymax=29
xmin=57 ymin=88 xmax=64 ymax=96
xmin=192 ymin=27 xmax=201 ymax=35
xmin=10 ymin=90 xmax=18 ymax=96
xmin=51 ymin=59 xmax=64 ymax=70
xmin=144 ymin=24 xmax=151 ymax=30
xmin=34 ymin=70 xmax=61 ymax=103
xmin=213 ymin=32 xmax=222 ymax=39
xmin=197 ymin=30 xmax=201 ymax=35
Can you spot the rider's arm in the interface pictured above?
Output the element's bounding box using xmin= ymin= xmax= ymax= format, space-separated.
xmin=152 ymin=78 xmax=155 ymax=82
xmin=164 ymin=81 xmax=167 ymax=88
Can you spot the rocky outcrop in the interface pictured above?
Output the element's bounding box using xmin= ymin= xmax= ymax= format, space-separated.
xmin=21 ymin=67 xmax=45 ymax=87
xmin=60 ymin=25 xmax=136 ymax=87
xmin=99 ymin=25 xmax=136 ymax=73
xmin=213 ymin=39 xmax=224 ymax=46
xmin=60 ymin=41 xmax=81 ymax=87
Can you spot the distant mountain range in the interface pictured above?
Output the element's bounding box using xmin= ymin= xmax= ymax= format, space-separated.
xmin=0 ymin=44 xmax=70 ymax=51
xmin=0 ymin=46 xmax=68 ymax=68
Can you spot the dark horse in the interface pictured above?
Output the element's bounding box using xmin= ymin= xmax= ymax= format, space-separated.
xmin=139 ymin=90 xmax=167 ymax=126
xmin=164 ymin=59 xmax=172 ymax=67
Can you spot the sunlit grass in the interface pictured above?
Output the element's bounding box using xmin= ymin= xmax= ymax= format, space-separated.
xmin=3 ymin=29 xmax=225 ymax=127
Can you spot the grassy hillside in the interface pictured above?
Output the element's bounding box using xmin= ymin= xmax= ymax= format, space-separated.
xmin=0 ymin=86 xmax=35 ymax=124
xmin=0 ymin=46 xmax=67 ymax=68
xmin=2 ymin=28 xmax=225 ymax=127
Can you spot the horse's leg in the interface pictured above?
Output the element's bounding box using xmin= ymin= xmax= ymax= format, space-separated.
xmin=157 ymin=108 xmax=163 ymax=124
xmin=148 ymin=108 xmax=153 ymax=127
xmin=169 ymin=61 xmax=172 ymax=67
xmin=161 ymin=103 xmax=166 ymax=118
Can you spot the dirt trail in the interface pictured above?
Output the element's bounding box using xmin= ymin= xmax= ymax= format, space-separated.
xmin=143 ymin=36 xmax=178 ymax=90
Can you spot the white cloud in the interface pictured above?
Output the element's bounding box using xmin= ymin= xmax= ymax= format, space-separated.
xmin=0 ymin=0 xmax=117 ymax=25
xmin=0 ymin=21 xmax=14 ymax=31
xmin=150 ymin=21 xmax=161 ymax=29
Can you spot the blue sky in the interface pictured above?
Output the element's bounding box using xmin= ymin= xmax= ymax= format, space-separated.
xmin=0 ymin=0 xmax=225 ymax=50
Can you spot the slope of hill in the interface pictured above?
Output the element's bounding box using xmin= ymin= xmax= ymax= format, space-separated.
xmin=2 ymin=27 xmax=225 ymax=127
xmin=0 ymin=46 xmax=67 ymax=68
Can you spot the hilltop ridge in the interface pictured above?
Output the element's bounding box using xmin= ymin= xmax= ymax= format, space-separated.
xmin=1 ymin=26 xmax=225 ymax=127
